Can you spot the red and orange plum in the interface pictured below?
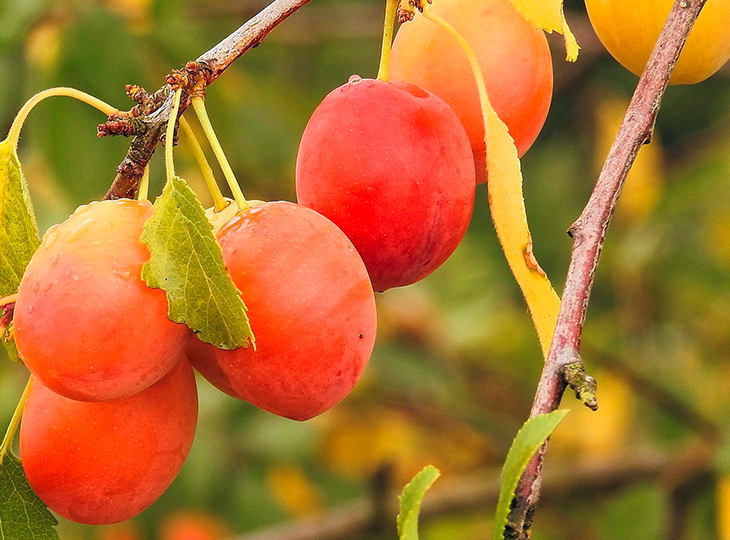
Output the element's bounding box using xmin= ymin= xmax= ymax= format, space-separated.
xmin=13 ymin=199 xmax=188 ymax=401
xmin=189 ymin=201 xmax=376 ymax=421
xmin=389 ymin=0 xmax=553 ymax=182
xmin=296 ymin=77 xmax=475 ymax=292
xmin=20 ymin=359 xmax=198 ymax=525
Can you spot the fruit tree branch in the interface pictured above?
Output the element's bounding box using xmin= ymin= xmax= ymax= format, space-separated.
xmin=506 ymin=0 xmax=709 ymax=538
xmin=100 ymin=0 xmax=314 ymax=201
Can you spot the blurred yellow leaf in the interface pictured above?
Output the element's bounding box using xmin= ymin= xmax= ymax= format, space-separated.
xmin=508 ymin=0 xmax=579 ymax=60
xmin=319 ymin=408 xmax=492 ymax=487
xmin=102 ymin=0 xmax=152 ymax=33
xmin=594 ymin=96 xmax=664 ymax=227
xmin=718 ymin=473 xmax=730 ymax=540
xmin=25 ymin=20 xmax=63 ymax=73
xmin=551 ymin=370 xmax=633 ymax=461
xmin=266 ymin=463 xmax=324 ymax=518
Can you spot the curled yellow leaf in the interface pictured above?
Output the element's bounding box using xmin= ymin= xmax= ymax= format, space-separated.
xmin=421 ymin=5 xmax=561 ymax=357
xmin=508 ymin=0 xmax=580 ymax=61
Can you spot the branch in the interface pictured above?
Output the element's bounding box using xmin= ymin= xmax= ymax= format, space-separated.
xmin=100 ymin=0 xmax=314 ymax=201
xmin=506 ymin=0 xmax=709 ymax=538
xmin=227 ymin=452 xmax=674 ymax=540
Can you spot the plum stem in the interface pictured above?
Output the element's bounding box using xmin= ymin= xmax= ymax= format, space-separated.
xmin=164 ymin=88 xmax=184 ymax=182
xmin=137 ymin=166 xmax=150 ymax=201
xmin=0 ymin=378 xmax=32 ymax=458
xmin=179 ymin=117 xmax=228 ymax=212
xmin=377 ymin=0 xmax=399 ymax=82
xmin=191 ymin=96 xmax=249 ymax=212
xmin=7 ymin=87 xmax=118 ymax=152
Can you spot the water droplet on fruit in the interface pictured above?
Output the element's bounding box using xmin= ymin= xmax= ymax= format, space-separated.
xmin=43 ymin=227 xmax=60 ymax=249
xmin=102 ymin=221 xmax=114 ymax=232
xmin=113 ymin=268 xmax=134 ymax=281
xmin=27 ymin=305 xmax=34 ymax=314
xmin=49 ymin=254 xmax=60 ymax=268
xmin=32 ymin=282 xmax=40 ymax=293
xmin=424 ymin=38 xmax=436 ymax=51
xmin=348 ymin=74 xmax=362 ymax=85
xmin=64 ymin=218 xmax=96 ymax=243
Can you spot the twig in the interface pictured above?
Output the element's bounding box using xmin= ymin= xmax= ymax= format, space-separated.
xmin=506 ymin=1 xmax=709 ymax=538
xmin=100 ymin=0 xmax=313 ymax=201
xmin=227 ymin=452 xmax=674 ymax=540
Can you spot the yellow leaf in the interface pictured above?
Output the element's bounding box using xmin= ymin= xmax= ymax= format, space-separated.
xmin=422 ymin=4 xmax=561 ymax=357
xmin=266 ymin=463 xmax=324 ymax=518
xmin=550 ymin=370 xmax=633 ymax=460
xmin=718 ymin=474 xmax=730 ymax=540
xmin=508 ymin=0 xmax=580 ymax=61
xmin=484 ymin=102 xmax=561 ymax=357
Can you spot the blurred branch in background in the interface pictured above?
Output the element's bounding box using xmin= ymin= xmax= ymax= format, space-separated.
xmin=230 ymin=451 xmax=681 ymax=540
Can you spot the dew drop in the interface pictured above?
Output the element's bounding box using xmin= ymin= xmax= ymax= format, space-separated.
xmin=348 ymin=74 xmax=362 ymax=85
xmin=43 ymin=228 xmax=60 ymax=249
xmin=26 ymin=305 xmax=34 ymax=314
xmin=32 ymin=282 xmax=40 ymax=293
xmin=64 ymin=218 xmax=96 ymax=243
xmin=113 ymin=268 xmax=134 ymax=281
xmin=48 ymin=254 xmax=60 ymax=268
xmin=102 ymin=221 xmax=114 ymax=232
xmin=43 ymin=282 xmax=53 ymax=293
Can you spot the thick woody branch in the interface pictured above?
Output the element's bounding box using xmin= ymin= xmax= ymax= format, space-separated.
xmin=505 ymin=0 xmax=709 ymax=538
xmin=101 ymin=0 xmax=313 ymax=201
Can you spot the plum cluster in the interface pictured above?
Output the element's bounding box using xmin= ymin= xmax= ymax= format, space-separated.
xmin=14 ymin=199 xmax=376 ymax=524
xmin=13 ymin=0 xmax=553 ymax=526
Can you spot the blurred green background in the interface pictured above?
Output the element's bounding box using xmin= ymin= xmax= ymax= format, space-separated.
xmin=1 ymin=0 xmax=730 ymax=539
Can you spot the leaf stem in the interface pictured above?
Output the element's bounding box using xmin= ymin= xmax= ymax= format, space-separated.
xmin=377 ymin=0 xmax=399 ymax=82
xmin=0 ymin=378 xmax=32 ymax=459
xmin=179 ymin=117 xmax=227 ymax=212
xmin=164 ymin=89 xmax=183 ymax=182
xmin=7 ymin=87 xmax=118 ymax=152
xmin=191 ymin=96 xmax=249 ymax=212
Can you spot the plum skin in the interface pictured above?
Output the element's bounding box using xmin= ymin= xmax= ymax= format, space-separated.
xmin=295 ymin=77 xmax=476 ymax=292
xmin=188 ymin=201 xmax=377 ymax=421
xmin=389 ymin=0 xmax=553 ymax=183
xmin=20 ymin=359 xmax=198 ymax=525
xmin=13 ymin=199 xmax=189 ymax=402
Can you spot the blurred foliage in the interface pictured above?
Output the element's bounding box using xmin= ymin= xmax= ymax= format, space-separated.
xmin=1 ymin=0 xmax=730 ymax=539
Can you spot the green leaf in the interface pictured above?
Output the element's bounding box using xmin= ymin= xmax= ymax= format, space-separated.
xmin=397 ymin=465 xmax=440 ymax=540
xmin=0 ymin=138 xmax=40 ymax=299
xmin=141 ymin=175 xmax=254 ymax=350
xmin=0 ymin=451 xmax=60 ymax=540
xmin=492 ymin=410 xmax=568 ymax=540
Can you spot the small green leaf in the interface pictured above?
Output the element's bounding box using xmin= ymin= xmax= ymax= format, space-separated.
xmin=492 ymin=410 xmax=568 ymax=540
xmin=0 ymin=451 xmax=60 ymax=540
xmin=0 ymin=138 xmax=40 ymax=299
xmin=141 ymin=175 xmax=254 ymax=350
xmin=397 ymin=465 xmax=440 ymax=540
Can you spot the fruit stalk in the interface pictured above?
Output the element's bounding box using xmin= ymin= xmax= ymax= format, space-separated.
xmin=0 ymin=378 xmax=31 ymax=457
xmin=507 ymin=0 xmax=709 ymax=538
xmin=376 ymin=0 xmax=399 ymax=81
